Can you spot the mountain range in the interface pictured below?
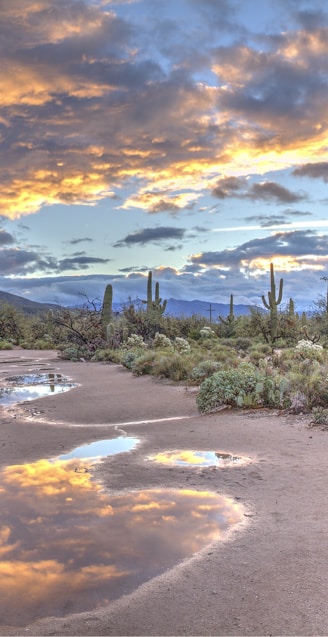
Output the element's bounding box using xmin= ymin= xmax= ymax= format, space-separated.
xmin=0 ymin=290 xmax=256 ymax=318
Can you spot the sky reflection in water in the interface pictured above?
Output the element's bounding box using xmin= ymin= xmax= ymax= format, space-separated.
xmin=0 ymin=456 xmax=243 ymax=626
xmin=58 ymin=436 xmax=139 ymax=460
xmin=0 ymin=373 xmax=77 ymax=404
xmin=148 ymin=450 xmax=250 ymax=467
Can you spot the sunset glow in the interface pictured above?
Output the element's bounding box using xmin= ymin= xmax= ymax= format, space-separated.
xmin=0 ymin=0 xmax=327 ymax=308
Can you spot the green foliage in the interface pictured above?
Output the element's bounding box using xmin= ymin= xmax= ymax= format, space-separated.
xmin=132 ymin=352 xmax=157 ymax=376
xmin=190 ymin=359 xmax=222 ymax=383
xmin=122 ymin=350 xmax=139 ymax=369
xmin=0 ymin=340 xmax=14 ymax=350
xmin=152 ymin=353 xmax=191 ymax=381
xmin=0 ymin=303 xmax=25 ymax=344
xmin=196 ymin=365 xmax=258 ymax=413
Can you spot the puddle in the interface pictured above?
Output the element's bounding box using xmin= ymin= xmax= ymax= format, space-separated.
xmin=0 ymin=373 xmax=77 ymax=405
xmin=0 ymin=457 xmax=243 ymax=626
xmin=58 ymin=436 xmax=139 ymax=461
xmin=148 ymin=450 xmax=250 ymax=467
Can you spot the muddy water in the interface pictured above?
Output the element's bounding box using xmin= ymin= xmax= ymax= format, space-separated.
xmin=0 ymin=455 xmax=243 ymax=626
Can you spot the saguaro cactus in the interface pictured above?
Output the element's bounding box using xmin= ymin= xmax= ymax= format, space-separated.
xmin=101 ymin=284 xmax=113 ymax=337
xmin=146 ymin=271 xmax=167 ymax=317
xmin=261 ymin=263 xmax=283 ymax=342
xmin=219 ymin=294 xmax=235 ymax=336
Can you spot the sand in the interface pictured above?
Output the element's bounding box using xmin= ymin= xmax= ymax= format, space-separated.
xmin=0 ymin=349 xmax=327 ymax=636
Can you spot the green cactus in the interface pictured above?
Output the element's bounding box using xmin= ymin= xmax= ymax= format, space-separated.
xmin=219 ymin=294 xmax=235 ymax=325
xmin=219 ymin=294 xmax=235 ymax=336
xmin=261 ymin=263 xmax=284 ymax=342
xmin=46 ymin=309 xmax=54 ymax=335
xmin=288 ymin=298 xmax=295 ymax=316
xmin=101 ymin=284 xmax=113 ymax=337
xmin=146 ymin=271 xmax=167 ymax=317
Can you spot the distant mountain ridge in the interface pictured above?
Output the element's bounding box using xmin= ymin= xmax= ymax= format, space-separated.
xmin=0 ymin=291 xmax=61 ymax=315
xmin=0 ymin=290 xmax=257 ymax=318
xmin=163 ymin=298 xmax=254 ymax=318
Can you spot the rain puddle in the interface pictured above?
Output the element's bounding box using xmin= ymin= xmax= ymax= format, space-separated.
xmin=148 ymin=450 xmax=250 ymax=467
xmin=58 ymin=436 xmax=140 ymax=461
xmin=0 ymin=373 xmax=77 ymax=405
xmin=0 ymin=455 xmax=243 ymax=625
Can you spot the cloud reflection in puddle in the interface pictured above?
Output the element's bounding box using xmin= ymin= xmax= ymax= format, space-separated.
xmin=0 ymin=456 xmax=243 ymax=626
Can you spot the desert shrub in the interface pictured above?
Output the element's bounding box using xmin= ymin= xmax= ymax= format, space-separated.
xmin=207 ymin=343 xmax=239 ymax=366
xmin=152 ymin=332 xmax=172 ymax=348
xmin=124 ymin=334 xmax=147 ymax=349
xmin=34 ymin=338 xmax=56 ymax=350
xmin=196 ymin=365 xmax=258 ymax=413
xmin=311 ymin=407 xmax=328 ymax=426
xmin=295 ymin=339 xmax=324 ymax=361
xmin=153 ymin=353 xmax=191 ymax=381
xmin=122 ymin=350 xmax=139 ymax=369
xmin=92 ymin=349 xmax=122 ymax=363
xmin=199 ymin=326 xmax=216 ymax=339
xmin=58 ymin=345 xmax=88 ymax=361
xmin=189 ymin=359 xmax=222 ymax=384
xmin=132 ymin=352 xmax=157 ymax=376
xmin=174 ymin=337 xmax=191 ymax=354
xmin=0 ymin=340 xmax=14 ymax=350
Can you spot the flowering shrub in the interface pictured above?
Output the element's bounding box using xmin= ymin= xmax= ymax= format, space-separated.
xmin=200 ymin=326 xmax=216 ymax=339
xmin=174 ymin=337 xmax=191 ymax=353
xmin=153 ymin=332 xmax=172 ymax=348
xmin=124 ymin=334 xmax=146 ymax=349
xmin=295 ymin=339 xmax=323 ymax=361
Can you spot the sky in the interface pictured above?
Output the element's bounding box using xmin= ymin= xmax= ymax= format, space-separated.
xmin=1 ymin=0 xmax=328 ymax=311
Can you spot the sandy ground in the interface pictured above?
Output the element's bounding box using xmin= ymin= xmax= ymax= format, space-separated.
xmin=0 ymin=350 xmax=327 ymax=636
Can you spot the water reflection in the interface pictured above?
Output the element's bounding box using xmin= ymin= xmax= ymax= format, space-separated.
xmin=0 ymin=457 xmax=243 ymax=626
xmin=58 ymin=436 xmax=139 ymax=461
xmin=0 ymin=373 xmax=77 ymax=405
xmin=148 ymin=450 xmax=250 ymax=467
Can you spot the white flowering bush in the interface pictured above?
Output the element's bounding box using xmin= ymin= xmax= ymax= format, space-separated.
xmin=124 ymin=334 xmax=147 ymax=349
xmin=200 ymin=326 xmax=216 ymax=339
xmin=153 ymin=332 xmax=172 ymax=348
xmin=295 ymin=339 xmax=323 ymax=361
xmin=174 ymin=337 xmax=191 ymax=354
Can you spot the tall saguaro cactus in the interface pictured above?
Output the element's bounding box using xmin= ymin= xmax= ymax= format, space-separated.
xmin=146 ymin=271 xmax=167 ymax=317
xmin=101 ymin=284 xmax=113 ymax=337
xmin=219 ymin=294 xmax=236 ymax=336
xmin=261 ymin=263 xmax=283 ymax=342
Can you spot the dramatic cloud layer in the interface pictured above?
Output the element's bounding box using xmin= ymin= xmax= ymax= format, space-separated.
xmin=0 ymin=0 xmax=328 ymax=308
xmin=1 ymin=0 xmax=328 ymax=219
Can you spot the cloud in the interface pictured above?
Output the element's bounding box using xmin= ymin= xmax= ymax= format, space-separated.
xmin=56 ymin=256 xmax=111 ymax=272
xmin=0 ymin=247 xmax=111 ymax=276
xmin=0 ymin=230 xmax=14 ymax=246
xmin=67 ymin=238 xmax=93 ymax=245
xmin=293 ymin=162 xmax=328 ymax=181
xmin=113 ymin=226 xmax=186 ymax=247
xmin=1 ymin=1 xmax=328 ymax=218
xmin=189 ymin=230 xmax=328 ymax=270
xmin=212 ymin=177 xmax=305 ymax=203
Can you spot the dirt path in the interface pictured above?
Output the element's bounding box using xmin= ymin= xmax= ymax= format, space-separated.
xmin=0 ymin=350 xmax=327 ymax=636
